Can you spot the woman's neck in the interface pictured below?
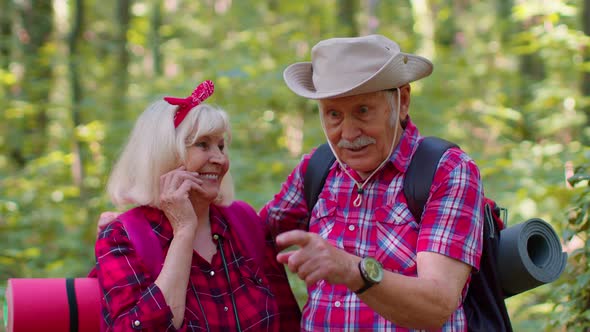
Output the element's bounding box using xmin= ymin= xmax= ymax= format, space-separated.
xmin=191 ymin=202 xmax=216 ymax=263
xmin=190 ymin=193 xmax=212 ymax=219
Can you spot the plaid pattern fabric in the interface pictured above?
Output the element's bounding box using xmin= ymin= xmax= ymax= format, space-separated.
xmin=95 ymin=205 xmax=301 ymax=332
xmin=260 ymin=119 xmax=484 ymax=331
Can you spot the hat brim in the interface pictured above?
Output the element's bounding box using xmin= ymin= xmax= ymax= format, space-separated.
xmin=283 ymin=53 xmax=433 ymax=100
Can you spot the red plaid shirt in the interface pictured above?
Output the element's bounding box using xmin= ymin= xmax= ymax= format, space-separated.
xmin=260 ymin=118 xmax=484 ymax=331
xmin=95 ymin=204 xmax=301 ymax=332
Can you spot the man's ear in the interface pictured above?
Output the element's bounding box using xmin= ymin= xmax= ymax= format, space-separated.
xmin=399 ymin=84 xmax=411 ymax=121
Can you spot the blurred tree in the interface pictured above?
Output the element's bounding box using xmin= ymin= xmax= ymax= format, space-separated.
xmin=9 ymin=1 xmax=54 ymax=166
xmin=362 ymin=0 xmax=379 ymax=35
xmin=517 ymin=16 xmax=546 ymax=140
xmin=497 ymin=0 xmax=514 ymax=43
xmin=112 ymin=0 xmax=131 ymax=120
xmin=150 ymin=0 xmax=163 ymax=76
xmin=410 ymin=0 xmax=436 ymax=59
xmin=0 ymin=0 xmax=12 ymax=71
xmin=338 ymin=0 xmax=359 ymax=36
xmin=582 ymin=0 xmax=590 ymax=133
xmin=0 ymin=1 xmax=588 ymax=330
xmin=552 ymin=160 xmax=590 ymax=331
xmin=548 ymin=2 xmax=590 ymax=330
xmin=68 ymin=0 xmax=86 ymax=191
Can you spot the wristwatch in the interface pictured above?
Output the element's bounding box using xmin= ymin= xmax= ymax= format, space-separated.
xmin=354 ymin=257 xmax=383 ymax=295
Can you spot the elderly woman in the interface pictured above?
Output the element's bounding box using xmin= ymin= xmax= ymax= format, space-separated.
xmin=94 ymin=81 xmax=301 ymax=331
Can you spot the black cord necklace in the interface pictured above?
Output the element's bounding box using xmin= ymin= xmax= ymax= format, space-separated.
xmin=217 ymin=237 xmax=242 ymax=332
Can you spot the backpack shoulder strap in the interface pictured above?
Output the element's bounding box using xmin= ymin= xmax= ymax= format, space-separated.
xmin=302 ymin=137 xmax=457 ymax=224
xmin=218 ymin=201 xmax=266 ymax=267
xmin=404 ymin=136 xmax=458 ymax=222
xmin=303 ymin=143 xmax=336 ymax=217
xmin=120 ymin=207 xmax=164 ymax=277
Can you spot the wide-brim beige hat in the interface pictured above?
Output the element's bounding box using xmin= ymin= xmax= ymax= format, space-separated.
xmin=283 ymin=34 xmax=433 ymax=100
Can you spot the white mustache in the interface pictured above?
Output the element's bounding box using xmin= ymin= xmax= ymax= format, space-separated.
xmin=337 ymin=136 xmax=376 ymax=149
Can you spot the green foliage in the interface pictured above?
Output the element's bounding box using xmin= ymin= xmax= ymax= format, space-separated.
xmin=1 ymin=0 xmax=589 ymax=330
xmin=547 ymin=152 xmax=590 ymax=331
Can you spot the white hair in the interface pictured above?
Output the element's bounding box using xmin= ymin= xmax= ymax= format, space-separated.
xmin=107 ymin=100 xmax=234 ymax=208
xmin=384 ymin=89 xmax=398 ymax=126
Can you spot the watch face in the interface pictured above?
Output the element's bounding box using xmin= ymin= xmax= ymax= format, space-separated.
xmin=364 ymin=258 xmax=383 ymax=283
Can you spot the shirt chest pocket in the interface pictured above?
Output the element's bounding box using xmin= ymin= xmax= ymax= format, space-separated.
xmin=309 ymin=198 xmax=339 ymax=241
xmin=371 ymin=203 xmax=419 ymax=273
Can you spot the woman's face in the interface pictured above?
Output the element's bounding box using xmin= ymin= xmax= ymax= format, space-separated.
xmin=184 ymin=133 xmax=229 ymax=203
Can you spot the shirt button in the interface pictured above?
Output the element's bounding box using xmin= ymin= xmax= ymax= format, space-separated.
xmin=133 ymin=320 xmax=141 ymax=327
xmin=210 ymin=270 xmax=215 ymax=276
xmin=348 ymin=225 xmax=355 ymax=231
xmin=224 ymin=306 xmax=229 ymax=312
xmin=213 ymin=234 xmax=219 ymax=240
xmin=334 ymin=301 xmax=341 ymax=307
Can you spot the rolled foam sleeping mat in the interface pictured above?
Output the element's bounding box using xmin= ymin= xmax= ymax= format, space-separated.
xmin=498 ymin=218 xmax=567 ymax=297
xmin=4 ymin=278 xmax=101 ymax=332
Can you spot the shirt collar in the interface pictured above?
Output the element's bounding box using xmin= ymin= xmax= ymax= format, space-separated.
xmin=209 ymin=205 xmax=229 ymax=239
xmin=388 ymin=116 xmax=422 ymax=174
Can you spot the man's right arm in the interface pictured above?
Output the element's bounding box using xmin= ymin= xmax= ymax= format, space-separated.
xmin=259 ymin=153 xmax=314 ymax=242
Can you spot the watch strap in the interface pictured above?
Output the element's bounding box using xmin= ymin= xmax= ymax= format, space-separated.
xmin=354 ymin=260 xmax=374 ymax=295
xmin=354 ymin=282 xmax=373 ymax=295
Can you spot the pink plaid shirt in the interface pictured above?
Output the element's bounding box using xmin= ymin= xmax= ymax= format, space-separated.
xmin=95 ymin=205 xmax=301 ymax=332
xmin=260 ymin=119 xmax=484 ymax=331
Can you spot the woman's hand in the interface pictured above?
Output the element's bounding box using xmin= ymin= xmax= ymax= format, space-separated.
xmin=96 ymin=211 xmax=120 ymax=238
xmin=159 ymin=166 xmax=205 ymax=236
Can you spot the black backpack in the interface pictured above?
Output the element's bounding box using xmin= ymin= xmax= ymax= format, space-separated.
xmin=303 ymin=137 xmax=513 ymax=332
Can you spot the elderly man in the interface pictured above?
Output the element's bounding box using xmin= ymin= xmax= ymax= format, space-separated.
xmin=259 ymin=34 xmax=484 ymax=331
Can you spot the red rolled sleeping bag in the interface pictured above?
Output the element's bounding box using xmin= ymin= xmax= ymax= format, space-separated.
xmin=4 ymin=278 xmax=101 ymax=332
xmin=3 ymin=207 xmax=166 ymax=332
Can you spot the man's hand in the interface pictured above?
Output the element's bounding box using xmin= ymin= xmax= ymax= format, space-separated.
xmin=275 ymin=230 xmax=361 ymax=287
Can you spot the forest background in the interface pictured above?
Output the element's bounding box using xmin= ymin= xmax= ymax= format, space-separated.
xmin=1 ymin=0 xmax=590 ymax=331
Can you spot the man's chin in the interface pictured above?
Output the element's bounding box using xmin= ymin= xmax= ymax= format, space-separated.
xmin=338 ymin=147 xmax=374 ymax=165
xmin=337 ymin=146 xmax=370 ymax=160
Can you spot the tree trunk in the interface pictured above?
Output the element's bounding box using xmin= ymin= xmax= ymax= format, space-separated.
xmin=102 ymin=0 xmax=132 ymax=159
xmin=363 ymin=0 xmax=379 ymax=35
xmin=518 ymin=16 xmax=545 ymax=140
xmin=0 ymin=0 xmax=12 ymax=71
xmin=496 ymin=0 xmax=513 ymax=44
xmin=582 ymin=0 xmax=590 ymax=132
xmin=12 ymin=1 xmax=54 ymax=165
xmin=338 ymin=0 xmax=359 ymax=36
xmin=410 ymin=0 xmax=436 ymax=60
xmin=113 ymin=0 xmax=131 ymax=120
xmin=68 ymin=0 xmax=85 ymax=192
xmin=432 ymin=0 xmax=458 ymax=48
xmin=151 ymin=0 xmax=163 ymax=76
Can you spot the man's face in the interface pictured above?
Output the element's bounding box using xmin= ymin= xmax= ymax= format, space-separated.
xmin=319 ymin=90 xmax=404 ymax=177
